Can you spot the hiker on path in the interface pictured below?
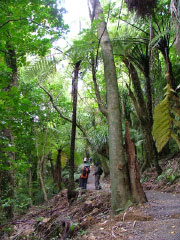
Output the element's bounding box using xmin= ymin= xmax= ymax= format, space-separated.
xmin=79 ymin=157 xmax=90 ymax=190
xmin=93 ymin=162 xmax=103 ymax=190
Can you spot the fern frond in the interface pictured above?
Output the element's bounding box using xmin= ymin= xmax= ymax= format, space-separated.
xmin=152 ymin=83 xmax=180 ymax=152
xmin=22 ymin=56 xmax=57 ymax=83
xmin=156 ymin=133 xmax=170 ymax=152
xmin=153 ymin=119 xmax=171 ymax=139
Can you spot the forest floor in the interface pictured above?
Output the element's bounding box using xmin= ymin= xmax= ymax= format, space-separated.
xmin=1 ymin=157 xmax=180 ymax=240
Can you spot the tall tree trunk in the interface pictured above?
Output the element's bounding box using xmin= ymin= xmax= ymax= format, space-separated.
xmin=68 ymin=61 xmax=81 ymax=194
xmin=90 ymin=0 xmax=132 ymax=215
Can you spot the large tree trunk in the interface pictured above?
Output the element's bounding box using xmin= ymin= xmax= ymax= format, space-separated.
xmin=125 ymin=122 xmax=147 ymax=203
xmin=68 ymin=61 xmax=81 ymax=196
xmin=90 ymin=0 xmax=132 ymax=215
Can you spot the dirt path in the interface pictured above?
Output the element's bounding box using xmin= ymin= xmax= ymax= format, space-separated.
xmin=87 ymin=165 xmax=95 ymax=191
xmin=85 ymin=167 xmax=180 ymax=240
xmin=84 ymin=166 xmax=180 ymax=240
xmin=128 ymin=191 xmax=180 ymax=240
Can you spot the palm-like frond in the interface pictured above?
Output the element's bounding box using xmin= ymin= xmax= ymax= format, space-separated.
xmin=22 ymin=56 xmax=57 ymax=82
xmin=152 ymin=83 xmax=180 ymax=152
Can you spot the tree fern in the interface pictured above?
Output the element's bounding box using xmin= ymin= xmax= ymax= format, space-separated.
xmin=152 ymin=83 xmax=180 ymax=152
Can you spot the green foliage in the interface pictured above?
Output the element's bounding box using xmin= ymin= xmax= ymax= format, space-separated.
xmin=70 ymin=222 xmax=79 ymax=232
xmin=156 ymin=168 xmax=178 ymax=184
xmin=22 ymin=56 xmax=57 ymax=83
xmin=152 ymin=83 xmax=180 ymax=152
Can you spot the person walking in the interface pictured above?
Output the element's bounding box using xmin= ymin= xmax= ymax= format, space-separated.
xmin=93 ymin=162 xmax=103 ymax=190
xmin=79 ymin=158 xmax=90 ymax=190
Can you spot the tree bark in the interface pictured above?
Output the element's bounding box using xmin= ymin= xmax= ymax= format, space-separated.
xmin=49 ymin=154 xmax=56 ymax=184
xmin=56 ymin=148 xmax=62 ymax=191
xmin=91 ymin=54 xmax=108 ymax=117
xmin=125 ymin=122 xmax=147 ymax=203
xmin=35 ymin=127 xmax=48 ymax=202
xmin=28 ymin=167 xmax=33 ymax=206
xmin=39 ymin=164 xmax=47 ymax=201
xmin=90 ymin=0 xmax=132 ymax=215
xmin=68 ymin=61 xmax=81 ymax=193
xmin=161 ymin=46 xmax=176 ymax=90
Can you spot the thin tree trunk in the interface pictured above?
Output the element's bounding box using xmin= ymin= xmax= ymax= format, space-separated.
xmin=49 ymin=154 xmax=56 ymax=184
xmin=39 ymin=164 xmax=47 ymax=201
xmin=35 ymin=122 xmax=49 ymax=202
xmin=56 ymin=149 xmax=62 ymax=191
xmin=68 ymin=61 xmax=81 ymax=193
xmin=7 ymin=133 xmax=15 ymax=218
xmin=90 ymin=0 xmax=132 ymax=215
xmin=145 ymin=73 xmax=153 ymax=126
xmin=91 ymin=54 xmax=108 ymax=117
xmin=28 ymin=167 xmax=33 ymax=206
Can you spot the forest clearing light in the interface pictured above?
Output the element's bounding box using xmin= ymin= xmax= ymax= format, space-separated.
xmin=63 ymin=0 xmax=89 ymax=38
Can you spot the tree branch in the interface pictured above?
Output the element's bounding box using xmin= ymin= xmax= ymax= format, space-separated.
xmin=39 ymin=84 xmax=92 ymax=145
xmin=0 ymin=18 xmax=27 ymax=29
xmin=91 ymin=55 xmax=108 ymax=117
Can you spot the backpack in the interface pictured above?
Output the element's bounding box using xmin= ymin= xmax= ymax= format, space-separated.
xmin=82 ymin=166 xmax=88 ymax=177
xmin=98 ymin=166 xmax=103 ymax=175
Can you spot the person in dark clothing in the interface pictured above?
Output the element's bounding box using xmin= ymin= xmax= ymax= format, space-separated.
xmin=93 ymin=162 xmax=103 ymax=190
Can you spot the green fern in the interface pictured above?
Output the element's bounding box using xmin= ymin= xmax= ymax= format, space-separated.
xmin=152 ymin=83 xmax=180 ymax=152
xmin=22 ymin=56 xmax=57 ymax=83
